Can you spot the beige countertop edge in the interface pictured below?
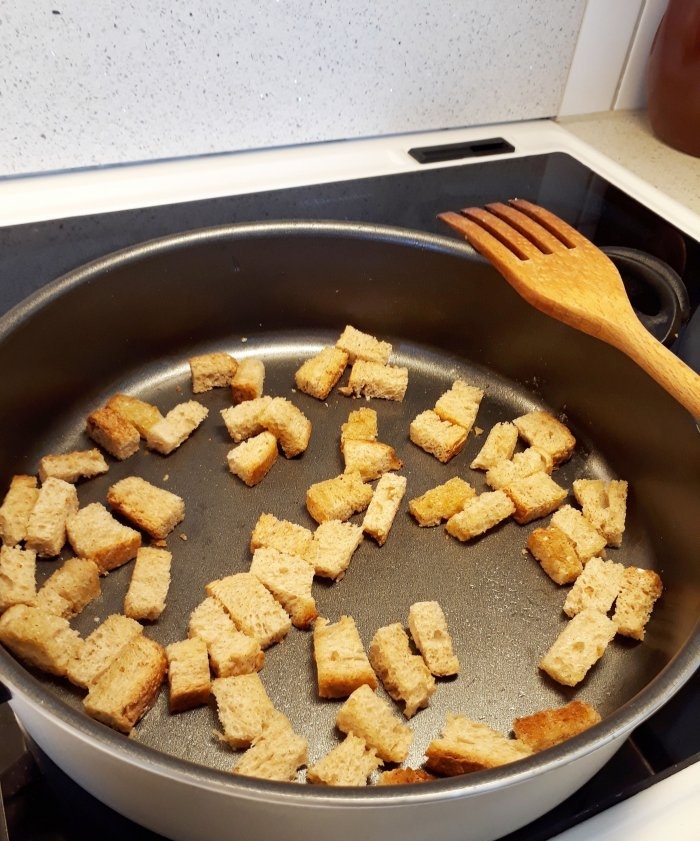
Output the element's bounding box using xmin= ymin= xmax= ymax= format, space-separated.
xmin=557 ymin=110 xmax=700 ymax=217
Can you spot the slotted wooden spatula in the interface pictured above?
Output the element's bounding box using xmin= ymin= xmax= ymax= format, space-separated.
xmin=439 ymin=198 xmax=700 ymax=418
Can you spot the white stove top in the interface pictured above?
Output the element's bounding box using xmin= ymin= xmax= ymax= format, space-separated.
xmin=0 ymin=116 xmax=697 ymax=841
xmin=1 ymin=119 xmax=699 ymax=241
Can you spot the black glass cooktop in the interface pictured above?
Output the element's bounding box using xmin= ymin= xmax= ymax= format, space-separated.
xmin=0 ymin=149 xmax=698 ymax=840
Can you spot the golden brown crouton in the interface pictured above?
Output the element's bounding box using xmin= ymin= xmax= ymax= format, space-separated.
xmin=189 ymin=352 xmax=238 ymax=393
xmin=306 ymin=471 xmax=374 ymax=524
xmin=86 ymin=405 xmax=140 ymax=460
xmin=295 ymin=346 xmax=349 ymax=399
xmin=313 ymin=615 xmax=377 ymax=698
xmin=408 ymin=477 xmax=476 ymax=527
xmin=425 ymin=715 xmax=532 ymax=775
xmin=83 ymin=635 xmax=167 ymax=734
xmin=226 ymin=431 xmax=279 ymax=486
xmin=445 ymin=490 xmax=515 ymax=541
xmin=513 ymin=410 xmax=576 ymax=465
xmin=513 ymin=700 xmax=602 ymax=752
xmin=335 ymin=325 xmax=392 ymax=364
xmin=260 ymin=397 xmax=312 ymax=458
xmin=409 ymin=410 xmax=467 ymax=463
xmin=527 ymin=526 xmax=583 ymax=585
xmin=38 ymin=449 xmax=109 ymax=484
xmin=539 ymin=609 xmax=617 ymax=687
xmin=105 ymin=393 xmax=163 ymax=436
xmin=0 ymin=475 xmax=39 ymax=547
xmin=107 ymin=476 xmax=185 ymax=539
xmin=231 ymin=358 xmax=265 ymax=403
xmin=612 ymin=567 xmax=663 ymax=641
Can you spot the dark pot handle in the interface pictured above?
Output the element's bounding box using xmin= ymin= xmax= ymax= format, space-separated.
xmin=601 ymin=246 xmax=690 ymax=347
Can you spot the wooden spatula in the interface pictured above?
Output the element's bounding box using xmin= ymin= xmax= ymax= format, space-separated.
xmin=439 ymin=199 xmax=700 ymax=418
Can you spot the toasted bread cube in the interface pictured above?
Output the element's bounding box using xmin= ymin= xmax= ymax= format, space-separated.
xmin=0 ymin=545 xmax=37 ymax=612
xmin=409 ymin=410 xmax=467 ymax=463
xmin=563 ymin=556 xmax=625 ymax=618
xmin=341 ymin=439 xmax=402 ymax=481
xmin=83 ymin=635 xmax=167 ymax=734
xmin=408 ymin=477 xmax=476 ymax=527
xmin=336 ymin=683 xmax=412 ymax=762
xmin=0 ymin=475 xmax=39 ymax=547
xmin=166 ymin=637 xmax=211 ymax=712
xmin=260 ymin=397 xmax=311 ymax=458
xmin=36 ymin=556 xmax=100 ymax=618
xmin=107 ymin=476 xmax=185 ymax=539
xmin=295 ymin=346 xmax=349 ymax=400
xmin=307 ymin=520 xmax=363 ymax=580
xmin=470 ymin=422 xmax=519 ymax=470
xmin=211 ymin=672 xmax=276 ymax=748
xmin=425 ymin=714 xmax=533 ymax=775
xmin=306 ymin=733 xmax=382 ymax=786
xmin=206 ymin=572 xmax=292 ymax=649
xmin=377 ymin=768 xmax=437 ymax=785
xmin=189 ymin=352 xmax=238 ymax=393
xmin=408 ymin=601 xmax=459 ymax=677
xmin=434 ymin=380 xmax=484 ymax=434
xmin=368 ymin=622 xmax=436 ymax=718
xmin=25 ymin=477 xmax=79 ymax=557
xmin=66 ymin=502 xmax=141 ymax=574
xmin=313 ymin=615 xmax=377 ymax=698
xmin=124 ymin=546 xmax=172 ymax=621
xmin=484 ymin=448 xmax=553 ymax=490
xmin=527 ymin=526 xmax=583 ymax=585
xmin=306 ymin=471 xmax=373 ymax=524
xmin=342 ymin=360 xmax=408 ymax=401
xmin=551 ymin=505 xmax=607 ymax=564
xmin=0 ymin=603 xmax=83 ymax=677
xmin=513 ymin=700 xmax=602 ymax=752
xmin=233 ymin=710 xmax=308 ymax=781
xmin=188 ymin=597 xmax=264 ymax=676
xmin=105 ymin=393 xmax=163 ymax=436
xmin=445 ymin=490 xmax=515 ymax=542
xmin=227 ymin=431 xmax=278 ymax=486
xmin=249 ymin=547 xmax=317 ymax=629
xmin=38 ymin=449 xmax=109 ymax=484
xmin=362 ymin=473 xmax=407 ymax=546
xmin=231 ymin=358 xmax=265 ymax=403
xmin=573 ymin=479 xmax=628 ymax=548
xmin=612 ymin=567 xmax=663 ymax=641
xmin=146 ymin=400 xmax=208 ymax=455
xmin=336 ymin=325 xmax=392 ymax=364
xmin=67 ymin=613 xmax=143 ymax=689
xmin=221 ymin=396 xmax=272 ymax=443
xmin=340 ymin=407 xmax=378 ymax=445
xmin=539 ymin=609 xmax=617 ymax=687
xmin=86 ymin=406 xmax=140 ymax=460
xmin=250 ymin=513 xmax=314 ymax=559
xmin=503 ymin=471 xmax=567 ymax=525
xmin=513 ymin=410 xmax=576 ymax=465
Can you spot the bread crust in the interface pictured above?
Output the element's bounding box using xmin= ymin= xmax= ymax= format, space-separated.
xmin=513 ymin=700 xmax=601 ymax=752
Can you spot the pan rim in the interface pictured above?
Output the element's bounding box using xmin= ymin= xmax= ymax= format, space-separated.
xmin=0 ymin=218 xmax=698 ymax=806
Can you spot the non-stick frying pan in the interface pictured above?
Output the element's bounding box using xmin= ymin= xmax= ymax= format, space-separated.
xmin=0 ymin=221 xmax=698 ymax=841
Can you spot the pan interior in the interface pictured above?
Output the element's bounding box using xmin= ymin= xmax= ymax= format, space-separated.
xmin=12 ymin=328 xmax=670 ymax=778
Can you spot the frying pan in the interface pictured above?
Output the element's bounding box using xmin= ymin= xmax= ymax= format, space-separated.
xmin=0 ymin=221 xmax=698 ymax=841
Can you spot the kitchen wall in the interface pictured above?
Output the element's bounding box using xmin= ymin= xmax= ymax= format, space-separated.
xmin=2 ymin=0 xmax=589 ymax=176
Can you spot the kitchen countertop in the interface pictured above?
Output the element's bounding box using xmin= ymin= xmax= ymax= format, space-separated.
xmin=558 ymin=109 xmax=700 ymax=216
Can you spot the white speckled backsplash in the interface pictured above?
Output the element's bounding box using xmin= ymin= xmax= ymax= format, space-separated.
xmin=1 ymin=1 xmax=586 ymax=176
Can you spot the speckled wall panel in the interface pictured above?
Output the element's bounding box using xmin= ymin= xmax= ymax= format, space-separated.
xmin=0 ymin=1 xmax=586 ymax=176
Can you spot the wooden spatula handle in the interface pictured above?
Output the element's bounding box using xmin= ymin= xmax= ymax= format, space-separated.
xmin=613 ymin=316 xmax=700 ymax=419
